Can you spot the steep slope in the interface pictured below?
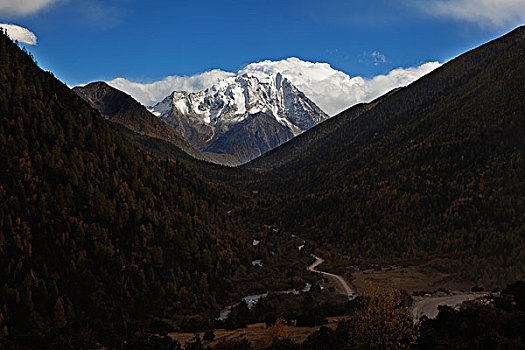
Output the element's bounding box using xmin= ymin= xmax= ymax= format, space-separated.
xmin=73 ymin=82 xmax=206 ymax=161
xmin=0 ymin=32 xmax=257 ymax=345
xmin=152 ymin=72 xmax=328 ymax=164
xmin=244 ymin=88 xmax=401 ymax=169
xmin=254 ymin=26 xmax=525 ymax=286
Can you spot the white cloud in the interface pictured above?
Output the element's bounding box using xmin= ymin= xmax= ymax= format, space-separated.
xmin=0 ymin=0 xmax=58 ymax=16
xmin=0 ymin=23 xmax=37 ymax=45
xmin=106 ymin=70 xmax=235 ymax=107
xmin=416 ymin=0 xmax=525 ymax=27
xmin=104 ymin=58 xmax=441 ymax=116
xmin=241 ymin=58 xmax=441 ymax=115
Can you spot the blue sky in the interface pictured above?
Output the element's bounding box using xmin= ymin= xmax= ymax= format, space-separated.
xmin=1 ymin=0 xmax=522 ymax=86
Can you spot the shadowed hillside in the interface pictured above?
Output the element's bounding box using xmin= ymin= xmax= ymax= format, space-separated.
xmin=0 ymin=31 xmax=261 ymax=347
xmin=251 ymin=26 xmax=525 ymax=287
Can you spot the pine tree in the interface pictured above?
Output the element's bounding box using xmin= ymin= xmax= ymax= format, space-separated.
xmin=54 ymin=297 xmax=67 ymax=329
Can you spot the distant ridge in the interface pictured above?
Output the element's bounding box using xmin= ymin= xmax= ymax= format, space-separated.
xmin=73 ymin=82 xmax=207 ymax=161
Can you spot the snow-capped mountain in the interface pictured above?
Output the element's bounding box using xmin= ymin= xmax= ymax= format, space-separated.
xmin=151 ymin=71 xmax=328 ymax=164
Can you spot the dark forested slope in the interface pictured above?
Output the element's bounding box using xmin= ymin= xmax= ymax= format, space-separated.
xmin=0 ymin=31 xmax=256 ymax=345
xmin=254 ymin=26 xmax=525 ymax=286
xmin=73 ymin=82 xmax=207 ymax=161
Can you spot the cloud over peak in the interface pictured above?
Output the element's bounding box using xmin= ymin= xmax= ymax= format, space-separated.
xmin=104 ymin=58 xmax=441 ymax=116
xmin=0 ymin=23 xmax=37 ymax=45
xmin=107 ymin=70 xmax=236 ymax=107
xmin=240 ymin=57 xmax=440 ymax=115
xmin=0 ymin=0 xmax=59 ymax=16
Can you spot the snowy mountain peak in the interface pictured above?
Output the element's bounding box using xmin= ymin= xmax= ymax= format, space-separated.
xmin=153 ymin=71 xmax=326 ymax=132
xmin=150 ymin=70 xmax=328 ymax=164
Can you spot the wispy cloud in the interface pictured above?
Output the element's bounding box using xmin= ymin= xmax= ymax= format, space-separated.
xmin=79 ymin=0 xmax=125 ymax=29
xmin=371 ymin=51 xmax=388 ymax=65
xmin=415 ymin=0 xmax=525 ymax=27
xmin=0 ymin=23 xmax=37 ymax=45
xmin=103 ymin=58 xmax=441 ymax=116
xmin=0 ymin=0 xmax=59 ymax=16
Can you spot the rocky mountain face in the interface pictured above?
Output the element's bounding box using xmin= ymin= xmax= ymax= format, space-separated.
xmin=73 ymin=82 xmax=206 ymax=161
xmin=151 ymin=71 xmax=328 ymax=164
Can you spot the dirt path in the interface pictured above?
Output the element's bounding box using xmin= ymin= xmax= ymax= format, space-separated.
xmin=307 ymin=254 xmax=356 ymax=298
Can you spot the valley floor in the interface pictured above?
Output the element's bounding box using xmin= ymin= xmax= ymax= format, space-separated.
xmin=349 ymin=260 xmax=473 ymax=294
xmin=186 ymin=244 xmax=493 ymax=348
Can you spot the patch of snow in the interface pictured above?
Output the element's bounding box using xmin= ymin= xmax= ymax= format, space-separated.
xmin=174 ymin=99 xmax=188 ymax=115
xmin=147 ymin=107 xmax=162 ymax=117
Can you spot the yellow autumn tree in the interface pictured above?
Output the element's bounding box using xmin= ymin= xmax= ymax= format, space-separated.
xmin=0 ymin=311 xmax=8 ymax=338
xmin=346 ymin=282 xmax=419 ymax=350
xmin=267 ymin=317 xmax=289 ymax=343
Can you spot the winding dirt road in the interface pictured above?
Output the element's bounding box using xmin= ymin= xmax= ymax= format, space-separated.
xmin=305 ymin=252 xmax=490 ymax=320
xmin=307 ymin=254 xmax=356 ymax=299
